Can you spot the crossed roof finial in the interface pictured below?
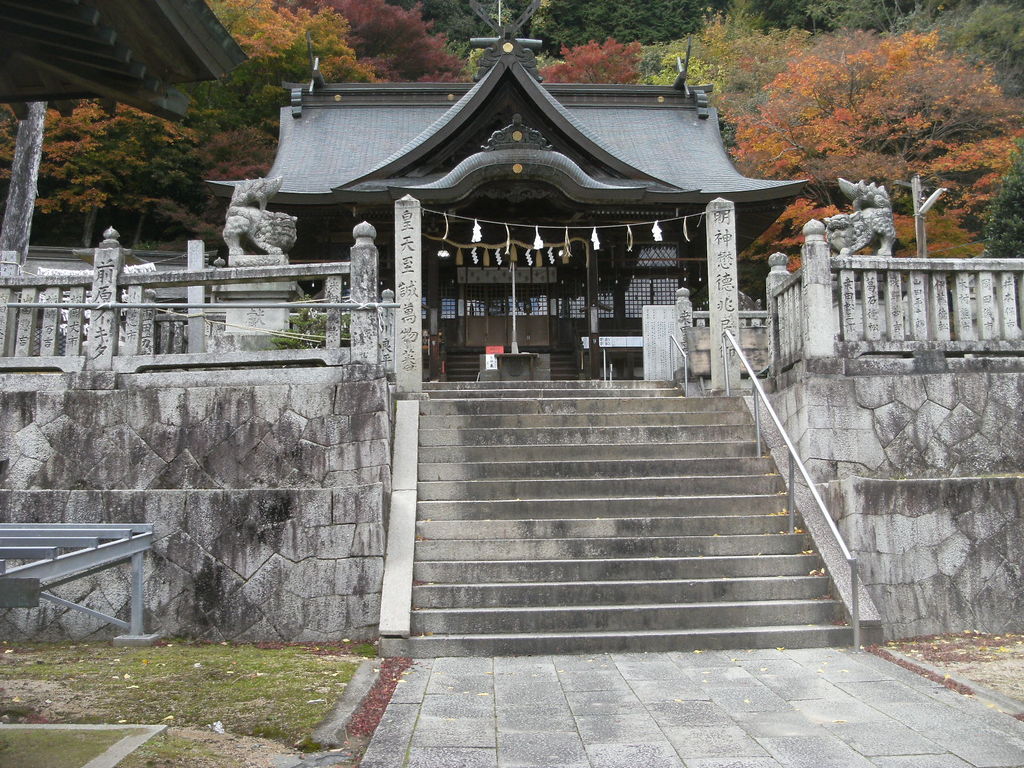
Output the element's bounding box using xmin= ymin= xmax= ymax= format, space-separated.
xmin=469 ymin=0 xmax=539 ymax=37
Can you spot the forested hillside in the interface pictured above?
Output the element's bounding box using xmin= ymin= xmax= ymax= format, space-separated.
xmin=1 ymin=0 xmax=1021 ymax=257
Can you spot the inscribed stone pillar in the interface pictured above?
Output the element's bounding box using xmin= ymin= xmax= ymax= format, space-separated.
xmin=350 ymin=222 xmax=380 ymax=365
xmin=0 ymin=252 xmax=19 ymax=356
xmin=765 ymin=252 xmax=789 ymax=374
xmin=85 ymin=227 xmax=124 ymax=370
xmin=706 ymin=198 xmax=740 ymax=390
xmin=380 ymin=288 xmax=396 ymax=373
xmin=394 ymin=195 xmax=422 ymax=393
xmin=675 ymin=286 xmax=692 ymax=353
xmin=801 ymin=220 xmax=837 ymax=358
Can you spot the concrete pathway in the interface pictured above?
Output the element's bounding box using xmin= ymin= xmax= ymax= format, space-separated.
xmin=359 ymin=648 xmax=1024 ymax=768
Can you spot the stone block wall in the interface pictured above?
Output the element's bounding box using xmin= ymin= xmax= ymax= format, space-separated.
xmin=769 ymin=371 xmax=1024 ymax=481
xmin=0 ymin=365 xmax=391 ymax=641
xmin=826 ymin=477 xmax=1024 ymax=640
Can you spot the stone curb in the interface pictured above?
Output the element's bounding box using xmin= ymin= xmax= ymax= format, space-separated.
xmin=310 ymin=658 xmax=380 ymax=747
xmin=881 ymin=647 xmax=1024 ymax=716
xmin=0 ymin=723 xmax=167 ymax=768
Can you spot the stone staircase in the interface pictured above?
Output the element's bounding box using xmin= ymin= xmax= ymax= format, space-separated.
xmin=382 ymin=380 xmax=850 ymax=657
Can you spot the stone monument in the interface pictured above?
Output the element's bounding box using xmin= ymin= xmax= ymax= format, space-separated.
xmin=213 ymin=177 xmax=301 ymax=351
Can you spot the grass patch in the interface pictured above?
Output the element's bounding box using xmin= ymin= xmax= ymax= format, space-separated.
xmin=0 ymin=641 xmax=362 ymax=745
xmin=117 ymin=731 xmax=231 ymax=768
xmin=0 ymin=727 xmax=144 ymax=768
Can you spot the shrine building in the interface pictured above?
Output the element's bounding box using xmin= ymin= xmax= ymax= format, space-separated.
xmin=209 ymin=18 xmax=803 ymax=380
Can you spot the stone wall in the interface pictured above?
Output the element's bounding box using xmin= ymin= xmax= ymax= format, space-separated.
xmin=769 ymin=370 xmax=1024 ymax=481
xmin=826 ymin=476 xmax=1024 ymax=640
xmin=0 ymin=365 xmax=391 ymax=641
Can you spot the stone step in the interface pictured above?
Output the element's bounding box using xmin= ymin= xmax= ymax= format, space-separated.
xmin=423 ymin=380 xmax=677 ymax=390
xmin=417 ymin=457 xmax=775 ymax=482
xmin=419 ymin=424 xmax=756 ymax=446
xmin=413 ymin=553 xmax=820 ymax=583
xmin=416 ymin=514 xmax=793 ymax=540
xmin=414 ymin=532 xmax=811 ymax=561
xmin=417 ymin=474 xmax=784 ymax=501
xmin=417 ymin=494 xmax=785 ymax=521
xmin=410 ymin=599 xmax=843 ymax=634
xmin=418 ymin=441 xmax=759 ymax=464
xmin=381 ymin=624 xmax=852 ymax=657
xmin=423 ymin=387 xmax=680 ymax=400
xmin=418 ymin=410 xmax=752 ymax=429
xmin=420 ymin=396 xmax=745 ymax=416
xmin=412 ymin=575 xmax=830 ymax=608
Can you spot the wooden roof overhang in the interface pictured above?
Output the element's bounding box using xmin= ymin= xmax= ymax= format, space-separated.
xmin=0 ymin=0 xmax=245 ymax=120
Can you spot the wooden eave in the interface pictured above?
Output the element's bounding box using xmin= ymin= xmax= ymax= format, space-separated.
xmin=0 ymin=0 xmax=245 ymax=120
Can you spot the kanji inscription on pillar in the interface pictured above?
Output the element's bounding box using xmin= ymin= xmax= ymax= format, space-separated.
xmin=706 ymin=198 xmax=740 ymax=390
xmin=394 ymin=195 xmax=422 ymax=392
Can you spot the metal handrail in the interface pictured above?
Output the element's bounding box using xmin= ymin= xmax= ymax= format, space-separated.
xmin=669 ymin=335 xmax=689 ymax=395
xmin=721 ymin=329 xmax=861 ymax=649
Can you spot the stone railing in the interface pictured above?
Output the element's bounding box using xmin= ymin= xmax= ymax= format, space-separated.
xmin=0 ymin=225 xmax=394 ymax=374
xmin=767 ymin=220 xmax=1024 ymax=373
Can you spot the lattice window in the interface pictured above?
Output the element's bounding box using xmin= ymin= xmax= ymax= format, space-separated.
xmin=625 ymin=277 xmax=678 ymax=318
xmin=635 ymin=244 xmax=678 ymax=267
xmin=441 ymin=282 xmax=457 ymax=319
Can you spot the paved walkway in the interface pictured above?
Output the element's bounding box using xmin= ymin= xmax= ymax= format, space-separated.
xmin=360 ymin=648 xmax=1024 ymax=768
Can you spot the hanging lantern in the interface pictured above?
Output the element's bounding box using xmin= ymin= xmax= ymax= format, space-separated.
xmin=591 ymin=227 xmax=600 ymax=250
xmin=533 ymin=227 xmax=543 ymax=250
xmin=437 ymin=249 xmax=451 ymax=260
xmin=472 ymin=219 xmax=482 ymax=243
xmin=652 ymin=220 xmax=663 ymax=242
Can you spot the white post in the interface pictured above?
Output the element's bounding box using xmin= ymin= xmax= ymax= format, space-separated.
xmin=801 ymin=219 xmax=837 ymax=358
xmin=707 ymin=197 xmax=740 ymax=391
xmin=510 ymin=259 xmax=519 ymax=354
xmin=394 ymin=195 xmax=422 ymax=393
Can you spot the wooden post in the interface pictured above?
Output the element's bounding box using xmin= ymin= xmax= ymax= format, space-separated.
xmin=394 ymin=197 xmax=422 ymax=392
xmin=187 ymin=240 xmax=206 ymax=353
xmin=350 ymin=221 xmax=380 ymax=365
xmin=801 ymin=219 xmax=837 ymax=358
xmin=84 ymin=227 xmax=124 ymax=370
xmin=706 ymin=198 xmax=740 ymax=390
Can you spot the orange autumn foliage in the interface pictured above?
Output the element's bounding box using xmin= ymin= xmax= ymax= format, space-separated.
xmin=732 ymin=30 xmax=1024 ymax=257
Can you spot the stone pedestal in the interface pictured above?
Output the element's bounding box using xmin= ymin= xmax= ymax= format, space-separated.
xmin=209 ymin=278 xmax=300 ymax=353
xmin=496 ymin=352 xmax=539 ymax=381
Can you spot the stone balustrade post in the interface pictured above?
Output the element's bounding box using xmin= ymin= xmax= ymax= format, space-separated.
xmin=349 ymin=222 xmax=380 ymax=365
xmin=0 ymin=251 xmax=19 ymax=356
xmin=765 ymin=252 xmax=789 ymax=374
xmin=801 ymin=220 xmax=837 ymax=359
xmin=380 ymin=288 xmax=396 ymax=374
xmin=84 ymin=227 xmax=124 ymax=370
xmin=675 ymin=286 xmax=692 ymax=353
xmin=187 ymin=240 xmax=206 ymax=353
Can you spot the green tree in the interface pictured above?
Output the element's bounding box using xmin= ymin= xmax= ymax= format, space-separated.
xmin=984 ymin=139 xmax=1024 ymax=258
xmin=531 ymin=0 xmax=728 ymax=53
